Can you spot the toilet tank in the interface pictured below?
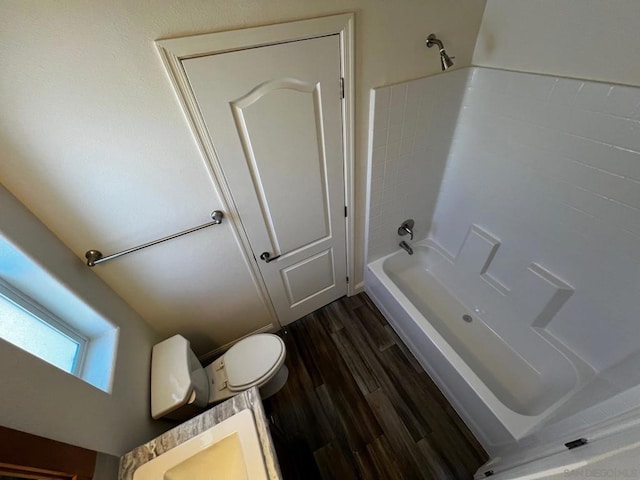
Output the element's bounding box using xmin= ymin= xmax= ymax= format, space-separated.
xmin=151 ymin=334 xmax=210 ymax=420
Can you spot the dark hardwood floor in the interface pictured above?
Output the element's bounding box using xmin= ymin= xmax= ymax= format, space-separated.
xmin=263 ymin=293 xmax=488 ymax=480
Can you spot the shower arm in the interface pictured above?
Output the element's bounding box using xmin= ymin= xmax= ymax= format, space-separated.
xmin=426 ymin=34 xmax=444 ymax=52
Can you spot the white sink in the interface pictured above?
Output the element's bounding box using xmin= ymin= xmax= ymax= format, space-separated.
xmin=133 ymin=409 xmax=268 ymax=480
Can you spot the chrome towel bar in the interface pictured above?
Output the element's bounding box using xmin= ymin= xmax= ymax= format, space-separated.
xmin=85 ymin=210 xmax=224 ymax=267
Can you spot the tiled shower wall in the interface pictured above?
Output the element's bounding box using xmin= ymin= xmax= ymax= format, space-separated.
xmin=365 ymin=70 xmax=468 ymax=261
xmin=367 ymin=66 xmax=640 ymax=372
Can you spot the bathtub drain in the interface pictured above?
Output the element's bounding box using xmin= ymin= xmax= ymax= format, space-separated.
xmin=462 ymin=314 xmax=473 ymax=323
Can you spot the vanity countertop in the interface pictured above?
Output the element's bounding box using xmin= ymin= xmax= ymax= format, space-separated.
xmin=118 ymin=387 xmax=281 ymax=480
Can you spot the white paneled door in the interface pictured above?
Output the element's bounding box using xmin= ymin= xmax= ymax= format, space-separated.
xmin=183 ymin=34 xmax=347 ymax=325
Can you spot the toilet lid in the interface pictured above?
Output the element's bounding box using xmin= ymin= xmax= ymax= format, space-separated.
xmin=224 ymin=334 xmax=285 ymax=390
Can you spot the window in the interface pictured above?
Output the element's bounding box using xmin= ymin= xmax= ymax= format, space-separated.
xmin=0 ymin=279 xmax=87 ymax=376
xmin=1 ymin=193 xmax=118 ymax=393
xmin=0 ymin=234 xmax=118 ymax=393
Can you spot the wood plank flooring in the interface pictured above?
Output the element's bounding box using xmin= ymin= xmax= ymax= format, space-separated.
xmin=263 ymin=294 xmax=488 ymax=480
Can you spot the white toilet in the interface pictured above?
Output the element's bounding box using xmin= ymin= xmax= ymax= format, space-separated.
xmin=151 ymin=333 xmax=288 ymax=420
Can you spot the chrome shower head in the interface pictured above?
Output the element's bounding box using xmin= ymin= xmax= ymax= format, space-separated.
xmin=426 ymin=33 xmax=455 ymax=71
xmin=439 ymin=49 xmax=454 ymax=71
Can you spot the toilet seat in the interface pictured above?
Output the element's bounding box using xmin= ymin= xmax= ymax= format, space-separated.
xmin=223 ymin=334 xmax=285 ymax=392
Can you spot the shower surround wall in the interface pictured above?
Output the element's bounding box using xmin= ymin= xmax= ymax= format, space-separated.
xmin=365 ymin=70 xmax=468 ymax=261
xmin=436 ymin=68 xmax=640 ymax=373
xmin=366 ymin=67 xmax=640 ymax=454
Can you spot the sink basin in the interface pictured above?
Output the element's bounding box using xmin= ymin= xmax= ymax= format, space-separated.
xmin=133 ymin=409 xmax=268 ymax=480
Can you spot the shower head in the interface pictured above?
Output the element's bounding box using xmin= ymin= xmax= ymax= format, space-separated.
xmin=426 ymin=34 xmax=454 ymax=71
xmin=439 ymin=49 xmax=454 ymax=71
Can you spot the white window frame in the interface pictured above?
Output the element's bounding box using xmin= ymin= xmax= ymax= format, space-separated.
xmin=0 ymin=278 xmax=88 ymax=376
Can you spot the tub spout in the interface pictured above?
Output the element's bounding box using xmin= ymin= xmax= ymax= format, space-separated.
xmin=399 ymin=241 xmax=413 ymax=255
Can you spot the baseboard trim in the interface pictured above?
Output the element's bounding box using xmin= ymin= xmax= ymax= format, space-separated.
xmin=352 ymin=281 xmax=365 ymax=294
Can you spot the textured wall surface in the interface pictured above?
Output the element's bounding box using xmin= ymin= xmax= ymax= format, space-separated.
xmin=0 ymin=1 xmax=487 ymax=349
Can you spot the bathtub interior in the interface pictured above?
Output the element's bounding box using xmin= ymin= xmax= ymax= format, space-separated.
xmin=383 ymin=242 xmax=580 ymax=417
xmin=365 ymin=66 xmax=640 ymax=454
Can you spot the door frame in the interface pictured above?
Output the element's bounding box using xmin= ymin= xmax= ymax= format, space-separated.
xmin=155 ymin=14 xmax=357 ymax=328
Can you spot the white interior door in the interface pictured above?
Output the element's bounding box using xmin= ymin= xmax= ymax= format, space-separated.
xmin=183 ymin=34 xmax=347 ymax=325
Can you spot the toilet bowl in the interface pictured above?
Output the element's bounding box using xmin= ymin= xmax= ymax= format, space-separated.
xmin=151 ymin=333 xmax=288 ymax=420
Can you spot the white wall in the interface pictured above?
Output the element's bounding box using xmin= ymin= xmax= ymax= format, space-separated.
xmin=0 ymin=1 xmax=486 ymax=348
xmin=366 ymin=70 xmax=468 ymax=261
xmin=473 ymin=0 xmax=640 ymax=88
xmin=0 ymin=184 xmax=167 ymax=456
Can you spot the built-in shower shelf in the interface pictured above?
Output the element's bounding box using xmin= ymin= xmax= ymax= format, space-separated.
xmin=444 ymin=224 xmax=575 ymax=332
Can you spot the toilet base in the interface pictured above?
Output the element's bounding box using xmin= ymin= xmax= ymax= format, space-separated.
xmin=259 ymin=365 xmax=289 ymax=399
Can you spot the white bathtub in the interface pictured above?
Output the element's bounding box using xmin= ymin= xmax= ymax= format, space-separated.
xmin=365 ymin=242 xmax=590 ymax=452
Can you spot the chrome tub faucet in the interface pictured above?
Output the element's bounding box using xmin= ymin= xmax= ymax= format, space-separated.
xmin=398 ymin=219 xmax=414 ymax=240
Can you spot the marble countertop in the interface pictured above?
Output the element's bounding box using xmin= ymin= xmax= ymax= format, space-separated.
xmin=118 ymin=387 xmax=281 ymax=480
